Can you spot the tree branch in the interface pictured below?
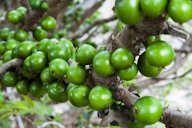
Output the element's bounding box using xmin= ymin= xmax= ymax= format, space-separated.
xmin=106 ymin=15 xmax=166 ymax=54
xmin=0 ymin=58 xmax=23 ymax=75
xmin=162 ymin=24 xmax=188 ymax=40
xmin=69 ymin=0 xmax=103 ymax=32
xmin=155 ymin=68 xmax=192 ymax=80
xmin=162 ymin=108 xmax=192 ymax=128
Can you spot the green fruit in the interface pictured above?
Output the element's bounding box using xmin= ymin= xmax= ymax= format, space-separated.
xmin=49 ymin=58 xmax=68 ymax=79
xmin=18 ymin=41 xmax=35 ymax=58
xmin=0 ymin=42 xmax=6 ymax=55
xmin=138 ymin=52 xmax=162 ymax=77
xmin=111 ymin=48 xmax=134 ymax=69
xmin=67 ymin=84 xmax=77 ymax=105
xmin=40 ymin=16 xmax=57 ymax=31
xmin=133 ymin=96 xmax=163 ymax=125
xmin=40 ymin=2 xmax=49 ymax=10
xmin=2 ymin=72 xmax=17 ymax=87
xmin=12 ymin=45 xmax=19 ymax=58
xmin=16 ymin=80 xmax=29 ymax=95
xmin=66 ymin=83 xmax=77 ymax=94
xmin=140 ymin=0 xmax=167 ymax=17
xmin=118 ymin=63 xmax=138 ymax=81
xmin=60 ymin=38 xmax=74 ymax=55
xmin=16 ymin=6 xmax=27 ymax=16
xmin=67 ymin=65 xmax=87 ymax=85
xmin=36 ymin=38 xmax=49 ymax=52
xmin=168 ymin=0 xmax=192 ymax=23
xmin=76 ymin=44 xmax=97 ymax=65
xmin=15 ymin=29 xmax=28 ymax=41
xmin=5 ymin=39 xmax=19 ymax=51
xmin=29 ymin=0 xmax=42 ymax=9
xmin=3 ymin=50 xmax=12 ymax=62
xmin=45 ymin=39 xmax=59 ymax=52
xmin=23 ymin=56 xmax=32 ymax=72
xmin=30 ymin=51 xmax=47 ymax=73
xmin=0 ymin=28 xmax=10 ymax=40
xmin=7 ymin=31 xmax=15 ymax=40
xmin=146 ymin=41 xmax=175 ymax=67
xmin=7 ymin=10 xmax=21 ymax=24
xmin=33 ymin=27 xmax=47 ymax=41
xmin=89 ymin=85 xmax=113 ymax=110
xmin=21 ymin=68 xmax=34 ymax=79
xmin=68 ymin=84 xmax=90 ymax=107
xmin=144 ymin=35 xmax=157 ymax=47
xmin=115 ymin=0 xmax=143 ymax=25
xmin=48 ymin=82 xmax=68 ymax=102
xmin=93 ymin=51 xmax=115 ymax=77
xmin=30 ymin=80 xmax=43 ymax=98
xmin=40 ymin=67 xmax=55 ymax=83
xmin=47 ymin=44 xmax=70 ymax=61
xmin=31 ymin=46 xmax=38 ymax=53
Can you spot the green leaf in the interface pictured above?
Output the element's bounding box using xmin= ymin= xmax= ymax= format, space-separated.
xmin=0 ymin=112 xmax=15 ymax=121
xmin=23 ymin=96 xmax=34 ymax=108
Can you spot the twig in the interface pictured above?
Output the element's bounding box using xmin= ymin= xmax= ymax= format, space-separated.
xmin=70 ymin=15 xmax=117 ymax=40
xmin=82 ymin=27 xmax=99 ymax=41
xmin=69 ymin=0 xmax=103 ymax=32
xmin=155 ymin=68 xmax=192 ymax=80
xmin=175 ymin=48 xmax=192 ymax=53
xmin=0 ymin=58 xmax=23 ymax=75
xmin=163 ymin=24 xmax=188 ymax=40
xmin=23 ymin=116 xmax=36 ymax=127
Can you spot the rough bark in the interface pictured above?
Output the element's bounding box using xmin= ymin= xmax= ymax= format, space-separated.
xmin=0 ymin=58 xmax=23 ymax=75
xmin=162 ymin=108 xmax=192 ymax=128
xmin=107 ymin=15 xmax=166 ymax=54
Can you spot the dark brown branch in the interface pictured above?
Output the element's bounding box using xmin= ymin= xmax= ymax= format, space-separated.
xmin=70 ymin=15 xmax=117 ymax=40
xmin=107 ymin=15 xmax=166 ymax=54
xmin=114 ymin=84 xmax=138 ymax=108
xmin=162 ymin=25 xmax=188 ymax=40
xmin=0 ymin=59 xmax=23 ymax=75
xmin=162 ymin=108 xmax=192 ymax=128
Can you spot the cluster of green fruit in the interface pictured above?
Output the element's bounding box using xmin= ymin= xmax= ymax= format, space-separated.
xmin=139 ymin=36 xmax=175 ymax=77
xmin=115 ymin=0 xmax=192 ymax=25
xmin=93 ymin=38 xmax=175 ymax=79
xmin=29 ymin=0 xmax=49 ymax=10
xmin=0 ymin=35 xmax=168 ymax=126
xmin=33 ymin=16 xmax=57 ymax=41
xmin=7 ymin=7 xmax=27 ymax=24
xmin=0 ymin=34 xmax=114 ymax=110
xmin=0 ymin=3 xmax=173 ymax=126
